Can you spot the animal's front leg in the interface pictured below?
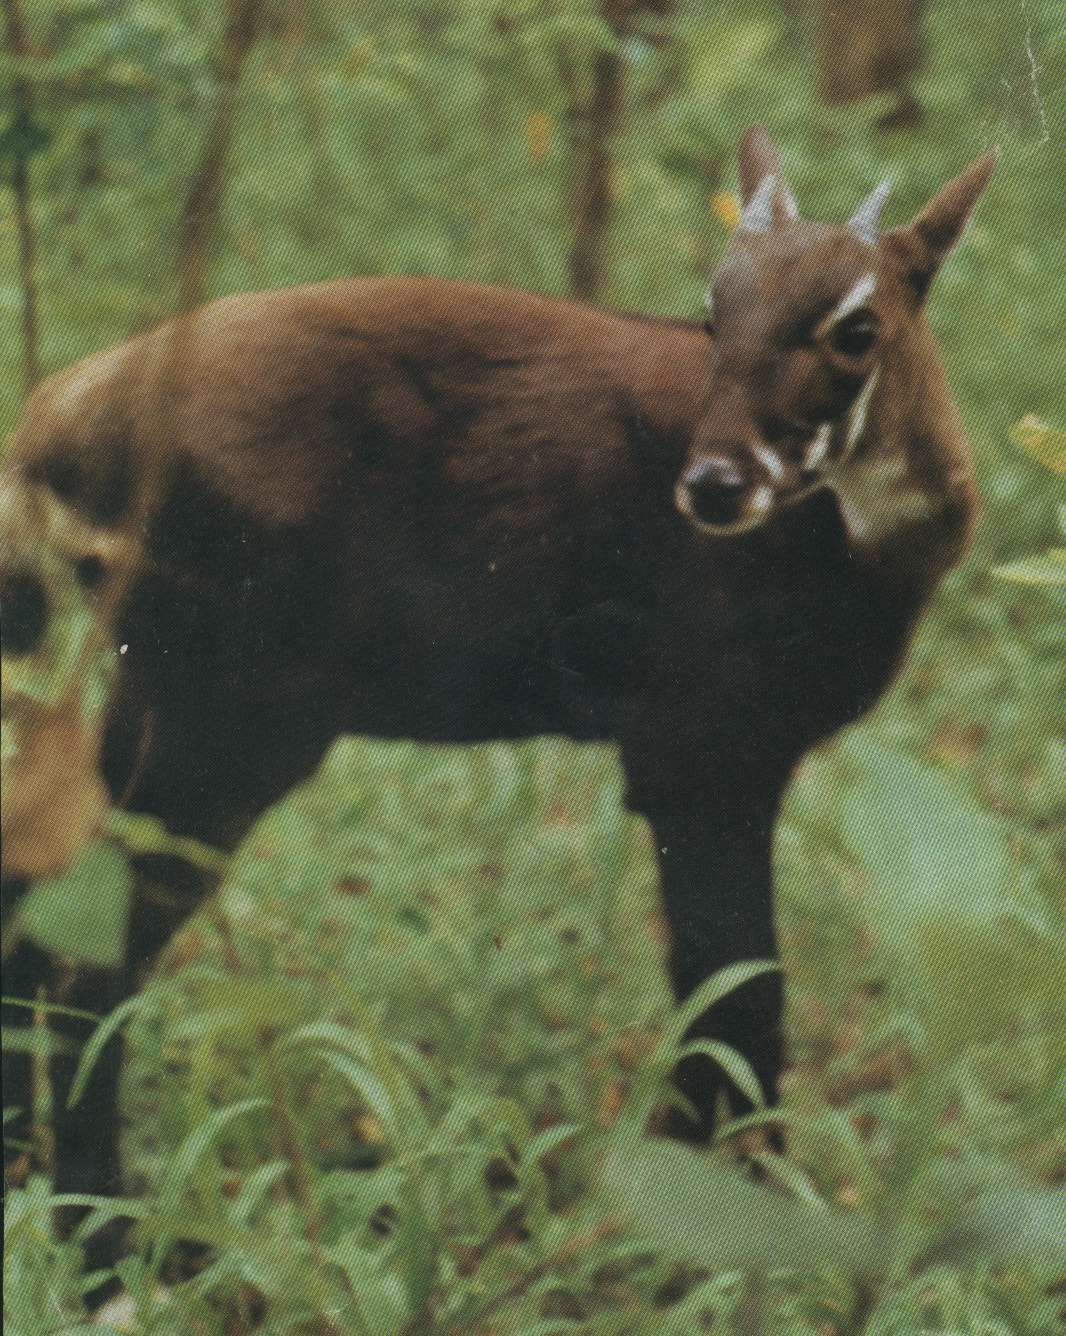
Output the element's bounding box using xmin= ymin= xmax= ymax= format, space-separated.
xmin=626 ymin=777 xmax=785 ymax=1142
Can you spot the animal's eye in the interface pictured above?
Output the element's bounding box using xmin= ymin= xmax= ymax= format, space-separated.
xmin=703 ymin=317 xmax=715 ymax=339
xmin=829 ymin=311 xmax=878 ymax=359
xmin=1 ymin=570 xmax=49 ymax=658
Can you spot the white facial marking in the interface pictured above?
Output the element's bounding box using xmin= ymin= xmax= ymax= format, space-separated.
xmin=814 ymin=273 xmax=877 ymax=340
xmin=674 ymin=478 xmax=695 ymax=519
xmin=835 ymin=474 xmax=933 ymax=547
xmin=751 ymin=443 xmax=786 ymax=483
xmin=845 ymin=365 xmax=881 ymax=454
xmin=748 ymin=485 xmax=774 ymax=515
xmin=803 ymin=423 xmax=833 ymax=471
xmin=704 ymin=287 xmax=715 ymax=321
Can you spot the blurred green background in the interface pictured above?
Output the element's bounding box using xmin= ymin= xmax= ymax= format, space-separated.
xmin=3 ymin=0 xmax=1063 ymax=1030
xmin=2 ymin=1 xmax=1065 ymax=1330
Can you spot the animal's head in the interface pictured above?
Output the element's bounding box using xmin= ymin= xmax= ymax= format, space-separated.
xmin=0 ymin=356 xmax=148 ymax=882
xmin=675 ymin=125 xmax=997 ymax=534
xmin=0 ymin=478 xmax=141 ymax=881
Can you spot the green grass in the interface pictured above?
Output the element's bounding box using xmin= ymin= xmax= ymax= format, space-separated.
xmin=2 ymin=0 xmax=1065 ymax=1330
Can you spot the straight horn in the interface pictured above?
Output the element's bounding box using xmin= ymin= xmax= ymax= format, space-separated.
xmin=847 ymin=181 xmax=892 ymax=246
xmin=738 ymin=173 xmax=798 ymax=233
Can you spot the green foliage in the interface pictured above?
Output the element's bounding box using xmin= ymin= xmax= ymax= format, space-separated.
xmin=17 ymin=841 xmax=132 ymax=969
xmin=1009 ymin=417 xmax=1066 ymax=478
xmin=8 ymin=737 xmax=1065 ymax=1332
xmin=117 ymin=736 xmax=668 ymax=1207
xmin=3 ymin=1175 xmax=103 ymax=1336
xmin=993 ymin=417 xmax=1066 ymax=584
xmin=835 ymin=734 xmax=1066 ymax=1060
xmin=3 ymin=0 xmax=1065 ymax=1328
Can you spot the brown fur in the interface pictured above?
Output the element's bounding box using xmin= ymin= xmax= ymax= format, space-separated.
xmin=1 ymin=130 xmax=994 ymax=1195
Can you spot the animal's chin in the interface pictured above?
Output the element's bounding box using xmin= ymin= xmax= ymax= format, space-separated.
xmin=674 ymin=477 xmax=768 ymax=534
xmin=674 ymin=477 xmax=829 ymax=536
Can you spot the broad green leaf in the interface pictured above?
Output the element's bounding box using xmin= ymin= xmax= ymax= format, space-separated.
xmin=837 ymin=736 xmax=1066 ymax=1055
xmin=599 ymin=1138 xmax=879 ymax=1272
xmin=18 ymin=841 xmax=132 ymax=968
xmin=600 ymin=1139 xmax=1066 ymax=1274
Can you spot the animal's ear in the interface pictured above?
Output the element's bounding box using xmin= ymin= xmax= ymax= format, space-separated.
xmin=736 ymin=125 xmax=798 ymax=230
xmin=884 ymin=148 xmax=998 ymax=305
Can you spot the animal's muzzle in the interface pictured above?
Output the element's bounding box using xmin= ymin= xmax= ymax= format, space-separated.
xmin=675 ymin=454 xmax=774 ymax=534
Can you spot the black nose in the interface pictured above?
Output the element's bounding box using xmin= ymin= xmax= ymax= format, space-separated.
xmin=679 ymin=456 xmax=750 ymax=528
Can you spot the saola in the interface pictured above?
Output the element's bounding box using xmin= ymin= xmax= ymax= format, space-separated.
xmin=1 ymin=128 xmax=995 ymax=1195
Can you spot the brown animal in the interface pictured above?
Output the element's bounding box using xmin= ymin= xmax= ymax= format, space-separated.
xmin=1 ymin=129 xmax=994 ymax=1196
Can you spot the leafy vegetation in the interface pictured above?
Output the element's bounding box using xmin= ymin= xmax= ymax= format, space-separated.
xmin=993 ymin=419 xmax=1066 ymax=584
xmin=3 ymin=0 xmax=1065 ymax=1330
xmin=8 ymin=740 xmax=1066 ymax=1333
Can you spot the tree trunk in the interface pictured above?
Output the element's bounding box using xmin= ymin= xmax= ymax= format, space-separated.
xmin=813 ymin=0 xmax=925 ymax=127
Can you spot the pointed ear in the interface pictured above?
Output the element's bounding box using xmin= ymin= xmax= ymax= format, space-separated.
xmin=738 ymin=125 xmax=783 ymax=204
xmin=885 ymin=148 xmax=998 ymax=304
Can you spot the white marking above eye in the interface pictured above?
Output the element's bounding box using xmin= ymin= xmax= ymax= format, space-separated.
xmin=813 ymin=273 xmax=877 ymax=340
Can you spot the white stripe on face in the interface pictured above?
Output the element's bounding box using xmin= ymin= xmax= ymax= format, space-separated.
xmin=844 ymin=365 xmax=880 ymax=455
xmin=748 ymin=484 xmax=774 ymax=515
xmin=803 ymin=423 xmax=833 ymax=472
xmin=751 ymin=443 xmax=786 ymax=483
xmin=814 ymin=273 xmax=877 ymax=340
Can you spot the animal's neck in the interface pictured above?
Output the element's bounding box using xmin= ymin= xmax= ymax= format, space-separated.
xmin=612 ymin=317 xmax=710 ymax=461
xmin=829 ymin=313 xmax=978 ymax=602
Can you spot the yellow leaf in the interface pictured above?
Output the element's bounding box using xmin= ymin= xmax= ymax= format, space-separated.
xmin=709 ymin=191 xmax=740 ymax=230
xmin=1009 ymin=415 xmax=1066 ymax=475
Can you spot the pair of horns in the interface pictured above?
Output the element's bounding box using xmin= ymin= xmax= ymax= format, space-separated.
xmin=736 ymin=125 xmax=890 ymax=245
